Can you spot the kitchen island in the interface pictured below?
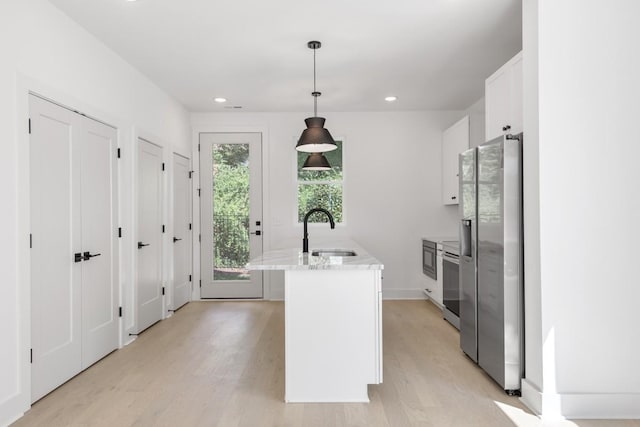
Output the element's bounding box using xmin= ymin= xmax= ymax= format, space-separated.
xmin=247 ymin=241 xmax=383 ymax=403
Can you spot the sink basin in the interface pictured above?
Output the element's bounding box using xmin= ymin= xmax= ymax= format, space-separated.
xmin=311 ymin=249 xmax=357 ymax=257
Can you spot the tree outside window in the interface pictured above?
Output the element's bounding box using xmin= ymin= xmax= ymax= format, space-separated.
xmin=297 ymin=140 xmax=343 ymax=223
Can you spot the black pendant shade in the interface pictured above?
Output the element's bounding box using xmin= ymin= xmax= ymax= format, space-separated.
xmin=296 ymin=40 xmax=337 ymax=155
xmin=302 ymin=152 xmax=332 ymax=170
xmin=296 ymin=117 xmax=337 ymax=153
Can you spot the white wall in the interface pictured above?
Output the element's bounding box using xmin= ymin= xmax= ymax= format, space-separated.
xmin=0 ymin=1 xmax=190 ymax=424
xmin=522 ymin=0 xmax=640 ymax=419
xmin=191 ymin=111 xmax=463 ymax=300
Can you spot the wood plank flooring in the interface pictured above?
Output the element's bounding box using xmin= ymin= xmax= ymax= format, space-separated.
xmin=14 ymin=301 xmax=640 ymax=427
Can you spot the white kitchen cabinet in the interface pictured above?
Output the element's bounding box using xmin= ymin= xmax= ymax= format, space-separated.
xmin=442 ymin=115 xmax=469 ymax=205
xmin=485 ymin=51 xmax=523 ymax=141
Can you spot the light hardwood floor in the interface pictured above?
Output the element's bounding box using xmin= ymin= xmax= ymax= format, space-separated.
xmin=14 ymin=301 xmax=640 ymax=427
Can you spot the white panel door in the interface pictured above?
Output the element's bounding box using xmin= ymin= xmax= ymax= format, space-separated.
xmin=172 ymin=153 xmax=191 ymax=310
xmin=200 ymin=133 xmax=263 ymax=299
xmin=80 ymin=118 xmax=119 ymax=368
xmin=30 ymin=94 xmax=119 ymax=401
xmin=30 ymin=95 xmax=82 ymax=402
xmin=137 ymin=138 xmax=164 ymax=332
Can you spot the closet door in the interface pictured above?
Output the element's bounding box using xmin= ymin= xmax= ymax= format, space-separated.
xmin=80 ymin=118 xmax=119 ymax=368
xmin=137 ymin=138 xmax=164 ymax=332
xmin=172 ymin=153 xmax=191 ymax=310
xmin=30 ymin=94 xmax=120 ymax=402
xmin=30 ymin=95 xmax=82 ymax=402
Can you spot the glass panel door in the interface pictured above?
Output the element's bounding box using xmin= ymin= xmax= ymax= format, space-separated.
xmin=200 ymin=133 xmax=262 ymax=298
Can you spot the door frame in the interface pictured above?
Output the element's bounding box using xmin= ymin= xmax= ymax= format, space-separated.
xmin=191 ymin=125 xmax=270 ymax=300
xmin=199 ymin=132 xmax=263 ymax=299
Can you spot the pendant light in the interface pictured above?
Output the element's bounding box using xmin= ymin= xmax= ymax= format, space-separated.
xmin=302 ymin=152 xmax=332 ymax=171
xmin=296 ymin=41 xmax=337 ymax=153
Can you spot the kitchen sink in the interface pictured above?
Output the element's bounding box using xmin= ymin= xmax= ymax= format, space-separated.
xmin=311 ymin=249 xmax=357 ymax=257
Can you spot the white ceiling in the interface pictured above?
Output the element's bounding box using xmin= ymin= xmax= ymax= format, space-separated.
xmin=48 ymin=0 xmax=522 ymax=113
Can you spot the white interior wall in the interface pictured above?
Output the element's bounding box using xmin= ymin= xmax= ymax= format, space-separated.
xmin=522 ymin=0 xmax=640 ymax=419
xmin=191 ymin=111 xmax=463 ymax=300
xmin=0 ymin=1 xmax=190 ymax=424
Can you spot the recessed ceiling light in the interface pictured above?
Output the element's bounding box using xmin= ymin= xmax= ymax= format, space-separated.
xmin=385 ymin=96 xmax=398 ymax=102
xmin=214 ymin=97 xmax=227 ymax=103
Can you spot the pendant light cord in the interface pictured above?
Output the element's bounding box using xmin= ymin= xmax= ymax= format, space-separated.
xmin=313 ymin=46 xmax=317 ymax=117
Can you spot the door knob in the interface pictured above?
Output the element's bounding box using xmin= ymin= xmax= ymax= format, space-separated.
xmin=138 ymin=242 xmax=150 ymax=249
xmin=83 ymin=251 xmax=101 ymax=261
xmin=173 ymin=237 xmax=182 ymax=243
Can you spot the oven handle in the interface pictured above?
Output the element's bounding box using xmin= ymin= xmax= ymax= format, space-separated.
xmin=442 ymin=252 xmax=459 ymax=265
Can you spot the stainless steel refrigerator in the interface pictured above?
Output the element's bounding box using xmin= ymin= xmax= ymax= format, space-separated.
xmin=458 ymin=133 xmax=524 ymax=394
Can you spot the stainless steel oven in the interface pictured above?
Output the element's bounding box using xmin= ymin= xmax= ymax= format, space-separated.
xmin=442 ymin=245 xmax=460 ymax=330
xmin=422 ymin=239 xmax=437 ymax=279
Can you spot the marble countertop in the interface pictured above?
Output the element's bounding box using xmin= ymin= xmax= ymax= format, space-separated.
xmin=247 ymin=239 xmax=383 ymax=271
xmin=422 ymin=236 xmax=458 ymax=244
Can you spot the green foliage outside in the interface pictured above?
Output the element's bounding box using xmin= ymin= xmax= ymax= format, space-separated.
xmin=297 ymin=141 xmax=343 ymax=223
xmin=210 ymin=140 xmax=344 ymax=276
xmin=212 ymin=144 xmax=249 ymax=273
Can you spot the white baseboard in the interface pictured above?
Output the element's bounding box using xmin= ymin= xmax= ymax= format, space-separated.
xmin=559 ymin=392 xmax=640 ymax=419
xmin=520 ymin=378 xmax=543 ymax=416
xmin=382 ymin=289 xmax=428 ymax=300
xmin=521 ymin=379 xmax=640 ymax=419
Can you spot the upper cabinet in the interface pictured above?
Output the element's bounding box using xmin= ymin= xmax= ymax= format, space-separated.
xmin=485 ymin=51 xmax=523 ymax=141
xmin=442 ymin=115 xmax=469 ymax=205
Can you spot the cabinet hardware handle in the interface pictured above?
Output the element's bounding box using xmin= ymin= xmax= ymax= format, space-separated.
xmin=138 ymin=242 xmax=150 ymax=249
xmin=451 ymin=196 xmax=457 ymax=200
xmin=173 ymin=237 xmax=182 ymax=242
xmin=250 ymin=230 xmax=262 ymax=236
xmin=425 ymin=288 xmax=432 ymax=293
xmin=74 ymin=253 xmax=83 ymax=263
xmin=502 ymin=125 xmax=511 ymax=131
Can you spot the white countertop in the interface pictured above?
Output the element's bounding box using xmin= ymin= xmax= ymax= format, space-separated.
xmin=422 ymin=236 xmax=458 ymax=244
xmin=247 ymin=239 xmax=383 ymax=271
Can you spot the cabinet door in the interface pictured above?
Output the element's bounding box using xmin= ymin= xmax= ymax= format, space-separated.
xmin=442 ymin=116 xmax=469 ymax=205
xmin=485 ymin=51 xmax=523 ymax=141
xmin=485 ymin=66 xmax=511 ymax=141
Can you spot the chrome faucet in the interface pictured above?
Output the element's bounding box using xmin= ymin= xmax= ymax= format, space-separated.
xmin=303 ymin=208 xmax=335 ymax=253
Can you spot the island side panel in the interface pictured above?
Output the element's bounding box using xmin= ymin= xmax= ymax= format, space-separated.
xmin=284 ymin=269 xmax=381 ymax=403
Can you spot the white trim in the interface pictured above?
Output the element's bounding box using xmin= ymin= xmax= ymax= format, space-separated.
xmin=555 ymin=393 xmax=640 ymax=419
xmin=520 ymin=378 xmax=543 ymax=416
xmin=382 ymin=289 xmax=429 ymax=300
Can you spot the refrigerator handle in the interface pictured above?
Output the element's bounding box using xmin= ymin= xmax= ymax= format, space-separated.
xmin=460 ymin=219 xmax=473 ymax=257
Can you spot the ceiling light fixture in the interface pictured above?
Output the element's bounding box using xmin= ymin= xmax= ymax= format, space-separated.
xmin=296 ymin=41 xmax=337 ymax=154
xmin=214 ymin=97 xmax=227 ymax=103
xmin=302 ymin=152 xmax=332 ymax=171
xmin=385 ymin=96 xmax=397 ymax=102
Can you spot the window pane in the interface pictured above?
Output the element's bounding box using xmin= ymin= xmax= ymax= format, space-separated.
xmin=297 ymin=140 xmax=343 ymax=181
xmin=298 ymin=183 xmax=343 ymax=223
xmin=212 ymin=143 xmax=250 ymax=281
